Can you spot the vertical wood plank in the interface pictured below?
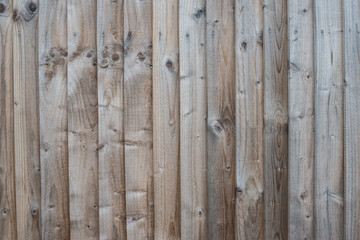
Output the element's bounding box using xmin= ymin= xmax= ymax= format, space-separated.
xmin=179 ymin=0 xmax=207 ymax=239
xmin=288 ymin=0 xmax=315 ymax=239
xmin=39 ymin=0 xmax=69 ymax=239
xmin=153 ymin=0 xmax=180 ymax=239
xmin=235 ymin=0 xmax=264 ymax=238
xmin=13 ymin=0 xmax=41 ymax=239
xmin=124 ymin=0 xmax=154 ymax=239
xmin=0 ymin=0 xmax=16 ymax=238
xmin=67 ymin=0 xmax=98 ymax=239
xmin=314 ymin=0 xmax=344 ymax=239
xmin=206 ymin=0 xmax=236 ymax=239
xmin=97 ymin=0 xmax=127 ymax=239
xmin=344 ymin=0 xmax=360 ymax=238
xmin=263 ymin=0 xmax=288 ymax=238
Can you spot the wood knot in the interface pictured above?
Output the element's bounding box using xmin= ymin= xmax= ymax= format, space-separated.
xmin=112 ymin=53 xmax=120 ymax=61
xmin=12 ymin=9 xmax=18 ymax=20
xmin=211 ymin=120 xmax=224 ymax=135
xmin=193 ymin=8 xmax=205 ymax=20
xmin=300 ymin=191 xmax=307 ymax=200
xmin=28 ymin=2 xmax=37 ymax=13
xmin=165 ymin=60 xmax=173 ymax=70
xmin=2 ymin=208 xmax=8 ymax=215
xmin=31 ymin=208 xmax=38 ymax=216
xmin=236 ymin=187 xmax=243 ymax=196
xmin=0 ymin=3 xmax=6 ymax=13
xmin=241 ymin=41 xmax=247 ymax=51
xmin=137 ymin=52 xmax=145 ymax=61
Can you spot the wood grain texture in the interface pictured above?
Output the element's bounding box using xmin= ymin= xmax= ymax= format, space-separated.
xmin=13 ymin=0 xmax=41 ymax=239
xmin=263 ymin=0 xmax=288 ymax=239
xmin=153 ymin=0 xmax=180 ymax=239
xmin=344 ymin=0 xmax=360 ymax=238
xmin=314 ymin=0 xmax=344 ymax=239
xmin=288 ymin=0 xmax=315 ymax=239
xmin=206 ymin=0 xmax=236 ymax=239
xmin=67 ymin=0 xmax=98 ymax=239
xmin=0 ymin=0 xmax=16 ymax=239
xmin=235 ymin=0 xmax=264 ymax=239
xmin=39 ymin=0 xmax=69 ymax=239
xmin=124 ymin=0 xmax=154 ymax=239
xmin=97 ymin=0 xmax=127 ymax=239
xmin=179 ymin=0 xmax=207 ymax=239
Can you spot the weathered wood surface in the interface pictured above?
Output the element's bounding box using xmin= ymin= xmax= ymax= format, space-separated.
xmin=344 ymin=0 xmax=360 ymax=239
xmin=124 ymin=0 xmax=154 ymax=239
xmin=206 ymin=0 xmax=236 ymax=239
xmin=0 ymin=0 xmax=16 ymax=239
xmin=97 ymin=0 xmax=127 ymax=239
xmin=39 ymin=0 xmax=69 ymax=239
xmin=67 ymin=0 xmax=98 ymax=239
xmin=314 ymin=0 xmax=344 ymax=239
xmin=153 ymin=0 xmax=181 ymax=239
xmin=179 ymin=0 xmax=207 ymax=239
xmin=264 ymin=0 xmax=288 ymax=238
xmin=235 ymin=0 xmax=264 ymax=239
xmin=13 ymin=0 xmax=41 ymax=239
xmin=288 ymin=0 xmax=314 ymax=239
xmin=1 ymin=1 xmax=360 ymax=239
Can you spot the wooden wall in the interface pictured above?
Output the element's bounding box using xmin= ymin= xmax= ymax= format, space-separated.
xmin=0 ymin=0 xmax=358 ymax=239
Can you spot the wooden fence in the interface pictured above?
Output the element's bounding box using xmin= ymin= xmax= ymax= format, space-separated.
xmin=0 ymin=0 xmax=359 ymax=239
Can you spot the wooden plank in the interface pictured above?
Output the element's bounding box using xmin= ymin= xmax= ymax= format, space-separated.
xmin=206 ymin=0 xmax=235 ymax=239
xmin=13 ymin=0 xmax=41 ymax=239
xmin=0 ymin=0 xmax=16 ymax=239
xmin=153 ymin=0 xmax=180 ymax=239
xmin=344 ymin=0 xmax=360 ymax=238
xmin=124 ymin=0 xmax=154 ymax=239
xmin=263 ymin=0 xmax=288 ymax=239
xmin=314 ymin=0 xmax=344 ymax=239
xmin=39 ymin=0 xmax=69 ymax=239
xmin=288 ymin=0 xmax=315 ymax=239
xmin=97 ymin=0 xmax=127 ymax=239
xmin=67 ymin=0 xmax=98 ymax=239
xmin=179 ymin=0 xmax=207 ymax=239
xmin=235 ymin=0 xmax=264 ymax=239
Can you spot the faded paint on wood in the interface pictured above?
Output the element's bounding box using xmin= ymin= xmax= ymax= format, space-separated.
xmin=67 ymin=0 xmax=98 ymax=239
xmin=13 ymin=0 xmax=41 ymax=239
xmin=344 ymin=0 xmax=360 ymax=239
xmin=314 ymin=0 xmax=344 ymax=239
xmin=153 ymin=0 xmax=181 ymax=239
xmin=179 ymin=0 xmax=207 ymax=239
xmin=235 ymin=0 xmax=264 ymax=239
xmin=97 ymin=0 xmax=127 ymax=239
xmin=288 ymin=0 xmax=314 ymax=239
xmin=263 ymin=0 xmax=288 ymax=238
xmin=124 ymin=0 xmax=154 ymax=239
xmin=206 ymin=0 xmax=236 ymax=239
xmin=0 ymin=0 xmax=16 ymax=239
xmin=39 ymin=0 xmax=70 ymax=239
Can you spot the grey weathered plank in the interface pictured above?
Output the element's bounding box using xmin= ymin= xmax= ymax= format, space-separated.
xmin=0 ymin=0 xmax=16 ymax=238
xmin=153 ymin=0 xmax=181 ymax=239
xmin=13 ymin=0 xmax=41 ymax=239
xmin=97 ymin=0 xmax=127 ymax=239
xmin=235 ymin=0 xmax=264 ymax=238
xmin=39 ymin=0 xmax=70 ymax=239
xmin=288 ymin=0 xmax=315 ymax=239
xmin=124 ymin=0 xmax=154 ymax=239
xmin=263 ymin=0 xmax=288 ymax=238
xmin=344 ymin=0 xmax=360 ymax=239
xmin=314 ymin=0 xmax=344 ymax=239
xmin=179 ymin=0 xmax=207 ymax=239
xmin=206 ymin=0 xmax=236 ymax=239
xmin=67 ymin=0 xmax=99 ymax=238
